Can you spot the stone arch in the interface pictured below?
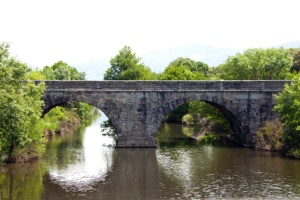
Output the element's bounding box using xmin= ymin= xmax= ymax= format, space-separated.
xmin=152 ymin=95 xmax=246 ymax=145
xmin=42 ymin=93 xmax=122 ymax=138
xmin=42 ymin=93 xmax=99 ymax=116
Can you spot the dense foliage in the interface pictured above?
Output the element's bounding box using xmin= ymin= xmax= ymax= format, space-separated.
xmin=42 ymin=61 xmax=85 ymax=80
xmin=160 ymin=57 xmax=208 ymax=80
xmin=104 ymin=46 xmax=155 ymax=80
xmin=0 ymin=43 xmax=46 ymax=162
xmin=254 ymin=119 xmax=283 ymax=151
xmin=289 ymin=48 xmax=300 ymax=73
xmin=274 ymin=73 xmax=300 ymax=158
xmin=218 ymin=48 xmax=293 ymax=80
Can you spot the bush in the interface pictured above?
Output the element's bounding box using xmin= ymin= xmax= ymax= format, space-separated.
xmin=182 ymin=114 xmax=194 ymax=126
xmin=287 ymin=148 xmax=300 ymax=159
xmin=274 ymin=73 xmax=300 ymax=157
xmin=254 ymin=119 xmax=283 ymax=151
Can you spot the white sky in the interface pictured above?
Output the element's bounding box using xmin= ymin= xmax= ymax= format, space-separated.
xmin=1 ymin=0 xmax=300 ymax=69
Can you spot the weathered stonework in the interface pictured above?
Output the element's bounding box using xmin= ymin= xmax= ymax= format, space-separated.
xmin=41 ymin=80 xmax=290 ymax=148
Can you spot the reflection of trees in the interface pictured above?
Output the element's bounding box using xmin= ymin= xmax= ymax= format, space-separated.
xmin=45 ymin=110 xmax=101 ymax=168
xmin=46 ymin=113 xmax=116 ymax=192
xmin=91 ymin=148 xmax=162 ymax=199
xmin=156 ymin=123 xmax=196 ymax=147
xmin=46 ymin=127 xmax=85 ymax=169
xmin=100 ymin=119 xmax=117 ymax=145
xmin=0 ymin=161 xmax=46 ymax=199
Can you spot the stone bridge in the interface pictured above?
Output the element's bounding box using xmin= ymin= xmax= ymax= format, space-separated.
xmin=41 ymin=80 xmax=289 ymax=148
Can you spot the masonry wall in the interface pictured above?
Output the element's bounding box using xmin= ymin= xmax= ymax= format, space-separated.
xmin=42 ymin=80 xmax=289 ymax=147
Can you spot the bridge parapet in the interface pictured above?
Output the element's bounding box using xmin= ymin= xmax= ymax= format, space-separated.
xmin=42 ymin=80 xmax=290 ymax=92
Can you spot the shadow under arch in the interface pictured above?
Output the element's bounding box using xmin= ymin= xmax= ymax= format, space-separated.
xmin=202 ymin=100 xmax=245 ymax=144
xmin=154 ymin=97 xmax=246 ymax=146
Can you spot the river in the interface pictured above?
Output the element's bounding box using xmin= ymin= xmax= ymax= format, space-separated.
xmin=1 ymin=112 xmax=300 ymax=199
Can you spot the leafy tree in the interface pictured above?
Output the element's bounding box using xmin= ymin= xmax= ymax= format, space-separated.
xmin=42 ymin=61 xmax=85 ymax=80
xmin=274 ymin=73 xmax=300 ymax=158
xmin=25 ymin=70 xmax=46 ymax=80
xmin=104 ymin=46 xmax=154 ymax=80
xmin=289 ymin=48 xmax=300 ymax=73
xmin=0 ymin=43 xmax=45 ymax=162
xmin=160 ymin=57 xmax=207 ymax=80
xmin=219 ymin=48 xmax=293 ymax=80
xmin=120 ymin=64 xmax=154 ymax=80
xmin=168 ymin=57 xmax=209 ymax=76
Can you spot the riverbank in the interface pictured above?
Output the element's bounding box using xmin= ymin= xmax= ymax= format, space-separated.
xmin=1 ymin=107 xmax=98 ymax=164
xmin=44 ymin=117 xmax=81 ymax=136
xmin=182 ymin=117 xmax=234 ymax=146
xmin=1 ymin=116 xmax=82 ymax=164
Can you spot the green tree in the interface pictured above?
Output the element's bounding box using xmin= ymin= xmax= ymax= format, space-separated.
xmin=274 ymin=73 xmax=300 ymax=158
xmin=104 ymin=46 xmax=154 ymax=80
xmin=168 ymin=57 xmax=209 ymax=76
xmin=160 ymin=57 xmax=207 ymax=80
xmin=0 ymin=43 xmax=45 ymax=162
xmin=289 ymin=48 xmax=300 ymax=73
xmin=219 ymin=48 xmax=293 ymax=80
xmin=42 ymin=61 xmax=85 ymax=80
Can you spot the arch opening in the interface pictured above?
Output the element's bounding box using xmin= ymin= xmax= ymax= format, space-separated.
xmin=156 ymin=99 xmax=245 ymax=147
xmin=42 ymin=100 xmax=117 ymax=145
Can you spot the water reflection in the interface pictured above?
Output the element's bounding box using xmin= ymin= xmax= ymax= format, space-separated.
xmin=156 ymin=146 xmax=300 ymax=199
xmin=46 ymin=114 xmax=115 ymax=192
xmin=156 ymin=123 xmax=300 ymax=199
xmin=0 ymin=161 xmax=45 ymax=200
xmin=2 ymin=113 xmax=300 ymax=199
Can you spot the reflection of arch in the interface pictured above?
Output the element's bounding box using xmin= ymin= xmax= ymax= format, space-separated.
xmin=153 ymin=96 xmax=245 ymax=145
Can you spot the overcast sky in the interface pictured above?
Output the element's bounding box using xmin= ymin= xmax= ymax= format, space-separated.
xmin=1 ymin=0 xmax=300 ymax=69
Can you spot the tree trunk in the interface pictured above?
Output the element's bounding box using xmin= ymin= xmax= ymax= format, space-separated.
xmin=7 ymin=141 xmax=15 ymax=163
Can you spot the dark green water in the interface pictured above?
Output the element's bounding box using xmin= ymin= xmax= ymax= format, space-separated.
xmin=1 ymin=113 xmax=300 ymax=199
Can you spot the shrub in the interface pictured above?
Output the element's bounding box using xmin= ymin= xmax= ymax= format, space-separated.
xmin=182 ymin=114 xmax=194 ymax=126
xmin=255 ymin=118 xmax=283 ymax=151
xmin=287 ymin=148 xmax=300 ymax=159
